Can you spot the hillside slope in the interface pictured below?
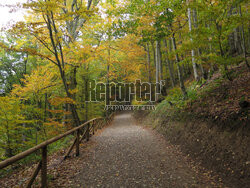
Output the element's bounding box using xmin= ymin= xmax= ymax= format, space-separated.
xmin=135 ymin=64 xmax=250 ymax=187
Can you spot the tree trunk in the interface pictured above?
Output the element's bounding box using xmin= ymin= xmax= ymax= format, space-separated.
xmin=193 ymin=7 xmax=207 ymax=79
xmin=155 ymin=41 xmax=160 ymax=100
xmin=85 ymin=75 xmax=89 ymax=122
xmin=146 ymin=43 xmax=152 ymax=83
xmin=106 ymin=45 xmax=111 ymax=107
xmin=248 ymin=27 xmax=250 ymax=51
xmin=235 ymin=27 xmax=243 ymax=55
xmin=169 ymin=39 xmax=175 ymax=81
xmin=151 ymin=41 xmax=156 ymax=67
xmin=172 ymin=35 xmax=187 ymax=97
xmin=197 ymin=48 xmax=207 ymax=79
xmin=239 ymin=5 xmax=249 ymax=68
xmin=163 ymin=39 xmax=175 ymax=87
xmin=158 ymin=40 xmax=163 ymax=81
xmin=44 ymin=93 xmax=47 ymax=123
xmin=187 ymin=0 xmax=199 ymax=81
xmin=60 ymin=68 xmax=81 ymax=126
xmin=5 ymin=122 xmax=13 ymax=158
xmin=44 ymin=11 xmax=81 ymax=127
xmin=64 ymin=67 xmax=78 ymax=126
xmin=228 ymin=6 xmax=237 ymax=55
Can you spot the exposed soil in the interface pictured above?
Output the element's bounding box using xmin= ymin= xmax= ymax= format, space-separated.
xmin=140 ymin=116 xmax=250 ymax=188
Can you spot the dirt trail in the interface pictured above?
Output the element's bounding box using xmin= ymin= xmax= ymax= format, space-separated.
xmin=63 ymin=113 xmax=221 ymax=187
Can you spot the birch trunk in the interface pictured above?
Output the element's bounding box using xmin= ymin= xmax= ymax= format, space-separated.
xmin=187 ymin=0 xmax=199 ymax=81
xmin=193 ymin=8 xmax=207 ymax=79
xmin=155 ymin=41 xmax=160 ymax=100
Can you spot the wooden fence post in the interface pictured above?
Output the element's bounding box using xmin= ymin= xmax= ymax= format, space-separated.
xmin=87 ymin=123 xmax=90 ymax=141
xmin=41 ymin=146 xmax=47 ymax=188
xmin=76 ymin=130 xmax=80 ymax=156
xmin=26 ymin=161 xmax=42 ymax=188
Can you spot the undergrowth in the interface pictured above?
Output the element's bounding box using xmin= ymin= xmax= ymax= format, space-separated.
xmin=152 ymin=76 xmax=226 ymax=119
xmin=0 ymin=135 xmax=74 ymax=177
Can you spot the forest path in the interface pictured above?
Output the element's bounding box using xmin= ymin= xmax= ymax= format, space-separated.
xmin=52 ymin=113 xmax=220 ymax=187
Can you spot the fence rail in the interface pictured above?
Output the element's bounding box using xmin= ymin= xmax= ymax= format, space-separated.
xmin=0 ymin=114 xmax=114 ymax=188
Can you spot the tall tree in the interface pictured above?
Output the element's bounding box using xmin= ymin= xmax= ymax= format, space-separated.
xmin=187 ymin=0 xmax=199 ymax=81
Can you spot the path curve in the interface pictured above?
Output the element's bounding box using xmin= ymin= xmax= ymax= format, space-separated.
xmin=71 ymin=113 xmax=217 ymax=187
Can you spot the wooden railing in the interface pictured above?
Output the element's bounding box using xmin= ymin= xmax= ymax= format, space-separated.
xmin=0 ymin=114 xmax=114 ymax=188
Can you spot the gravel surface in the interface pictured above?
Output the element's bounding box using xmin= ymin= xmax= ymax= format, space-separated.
xmin=71 ymin=113 xmax=219 ymax=187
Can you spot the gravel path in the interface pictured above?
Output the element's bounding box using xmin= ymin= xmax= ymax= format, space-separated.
xmin=71 ymin=113 xmax=218 ymax=187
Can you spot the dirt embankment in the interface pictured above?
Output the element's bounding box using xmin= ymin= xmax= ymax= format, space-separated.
xmin=135 ymin=65 xmax=250 ymax=188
